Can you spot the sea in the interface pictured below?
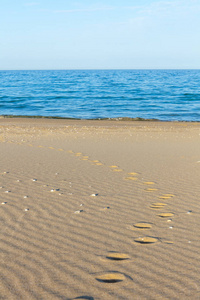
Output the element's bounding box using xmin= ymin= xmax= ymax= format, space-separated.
xmin=0 ymin=69 xmax=200 ymax=121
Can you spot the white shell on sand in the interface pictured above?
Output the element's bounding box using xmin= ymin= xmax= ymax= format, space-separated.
xmin=1 ymin=202 xmax=7 ymax=205
xmin=5 ymin=191 xmax=11 ymax=193
xmin=91 ymin=193 xmax=98 ymax=197
xmin=74 ymin=210 xmax=83 ymax=214
xmin=24 ymin=196 xmax=28 ymax=198
xmin=32 ymin=179 xmax=37 ymax=182
xmin=24 ymin=208 xmax=29 ymax=211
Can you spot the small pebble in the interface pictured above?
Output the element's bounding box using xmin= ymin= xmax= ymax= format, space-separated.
xmin=24 ymin=208 xmax=29 ymax=211
xmin=24 ymin=196 xmax=28 ymax=198
xmin=50 ymin=189 xmax=60 ymax=192
xmin=187 ymin=210 xmax=192 ymax=214
xmin=103 ymin=206 xmax=110 ymax=210
xmin=80 ymin=204 xmax=84 ymax=206
xmin=167 ymin=219 xmax=172 ymax=222
xmin=91 ymin=193 xmax=98 ymax=197
xmin=5 ymin=191 xmax=11 ymax=193
xmin=188 ymin=241 xmax=191 ymax=243
xmin=1 ymin=202 xmax=7 ymax=205
xmin=169 ymin=226 xmax=173 ymax=229
xmin=74 ymin=210 xmax=83 ymax=214
xmin=32 ymin=179 xmax=37 ymax=182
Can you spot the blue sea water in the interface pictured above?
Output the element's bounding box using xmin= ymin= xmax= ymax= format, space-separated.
xmin=0 ymin=69 xmax=200 ymax=121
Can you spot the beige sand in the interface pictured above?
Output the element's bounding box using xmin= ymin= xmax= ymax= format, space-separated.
xmin=0 ymin=118 xmax=200 ymax=299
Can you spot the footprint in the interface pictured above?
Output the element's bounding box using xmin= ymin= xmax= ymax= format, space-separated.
xmin=95 ymin=272 xmax=125 ymax=283
xmin=158 ymin=213 xmax=174 ymax=218
xmin=128 ymin=172 xmax=138 ymax=176
xmin=134 ymin=237 xmax=158 ymax=244
xmin=145 ymin=188 xmax=158 ymax=192
xmin=125 ymin=177 xmax=138 ymax=181
xmin=150 ymin=203 xmax=167 ymax=209
xmin=159 ymin=194 xmax=174 ymax=199
xmin=162 ymin=240 xmax=174 ymax=244
xmin=106 ymin=252 xmax=129 ymax=261
xmin=133 ymin=223 xmax=152 ymax=229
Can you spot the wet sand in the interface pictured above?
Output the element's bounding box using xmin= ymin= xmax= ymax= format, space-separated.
xmin=0 ymin=118 xmax=200 ymax=299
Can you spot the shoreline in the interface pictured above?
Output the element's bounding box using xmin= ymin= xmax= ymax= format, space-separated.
xmin=0 ymin=114 xmax=199 ymax=123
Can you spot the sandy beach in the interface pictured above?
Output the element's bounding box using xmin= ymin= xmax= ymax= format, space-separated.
xmin=0 ymin=118 xmax=200 ymax=300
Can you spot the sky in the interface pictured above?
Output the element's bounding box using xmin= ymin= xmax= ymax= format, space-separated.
xmin=1 ymin=0 xmax=200 ymax=69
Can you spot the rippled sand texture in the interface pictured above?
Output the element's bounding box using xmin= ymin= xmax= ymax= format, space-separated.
xmin=0 ymin=119 xmax=200 ymax=300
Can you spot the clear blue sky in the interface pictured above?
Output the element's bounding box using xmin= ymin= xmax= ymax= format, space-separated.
xmin=1 ymin=0 xmax=200 ymax=69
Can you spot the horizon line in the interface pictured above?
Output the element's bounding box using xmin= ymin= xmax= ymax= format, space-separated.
xmin=0 ymin=68 xmax=200 ymax=71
